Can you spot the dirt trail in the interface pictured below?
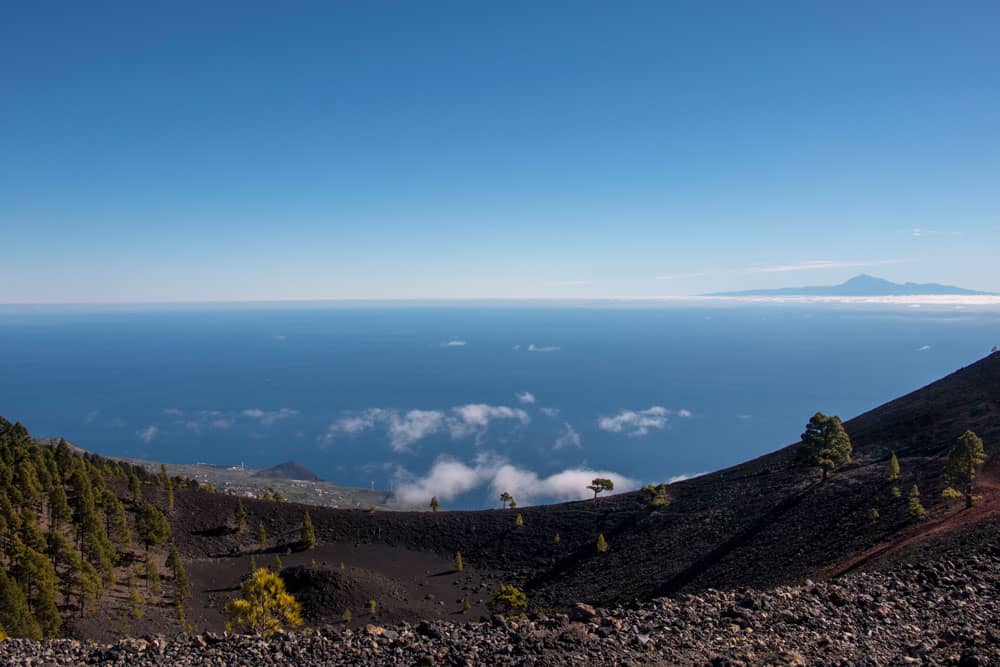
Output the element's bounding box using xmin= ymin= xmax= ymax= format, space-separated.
xmin=825 ymin=459 xmax=999 ymax=578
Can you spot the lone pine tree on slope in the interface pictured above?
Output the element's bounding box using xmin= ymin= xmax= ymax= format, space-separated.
xmin=942 ymin=430 xmax=988 ymax=508
xmin=800 ymin=412 xmax=852 ymax=481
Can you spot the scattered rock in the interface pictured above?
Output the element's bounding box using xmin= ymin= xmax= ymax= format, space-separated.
xmin=570 ymin=602 xmax=597 ymax=622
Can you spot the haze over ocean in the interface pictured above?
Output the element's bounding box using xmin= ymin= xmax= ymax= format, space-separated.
xmin=1 ymin=303 xmax=996 ymax=508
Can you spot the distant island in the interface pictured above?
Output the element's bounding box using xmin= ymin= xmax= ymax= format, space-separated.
xmin=707 ymin=274 xmax=995 ymax=297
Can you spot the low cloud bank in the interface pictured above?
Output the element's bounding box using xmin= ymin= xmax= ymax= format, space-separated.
xmin=392 ymin=453 xmax=639 ymax=506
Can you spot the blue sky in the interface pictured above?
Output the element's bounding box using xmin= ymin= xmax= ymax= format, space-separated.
xmin=2 ymin=1 xmax=998 ymax=302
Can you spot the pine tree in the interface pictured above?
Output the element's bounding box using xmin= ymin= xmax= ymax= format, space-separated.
xmin=887 ymin=452 xmax=901 ymax=481
xmin=908 ymin=484 xmax=926 ymax=519
xmin=515 ymin=513 xmax=524 ymax=527
xmin=167 ymin=544 xmax=190 ymax=599
xmin=454 ymin=551 xmax=463 ymax=572
xmin=54 ymin=439 xmax=74 ymax=480
xmin=0 ymin=569 xmax=41 ymax=639
xmin=175 ymin=597 xmax=187 ymax=628
xmin=368 ymin=598 xmax=377 ymax=615
xmin=942 ymin=430 xmax=988 ymax=508
xmin=257 ymin=520 xmax=268 ymax=546
xmin=19 ymin=509 xmax=47 ymax=552
xmin=596 ymin=533 xmax=608 ymax=553
xmin=15 ymin=459 xmax=42 ymax=510
xmin=128 ymin=574 xmax=144 ymax=619
xmin=586 ymin=478 xmax=614 ymax=500
xmin=342 ymin=608 xmax=352 ymax=623
xmin=105 ymin=493 xmax=132 ymax=551
xmin=145 ymin=557 xmax=162 ymax=599
xmin=301 ymin=511 xmax=316 ymax=549
xmin=234 ymin=499 xmax=247 ymax=533
xmin=47 ymin=482 xmax=71 ymax=530
xmin=553 ymin=533 xmax=561 ymax=544
xmin=77 ymin=561 xmax=101 ymax=617
xmin=136 ymin=504 xmax=171 ymax=555
xmin=799 ymin=412 xmax=853 ymax=481
xmin=15 ymin=545 xmax=61 ymax=637
xmin=225 ymin=568 xmax=303 ymax=636
xmin=129 ymin=474 xmax=142 ymax=504
xmin=430 ymin=496 xmax=440 ymax=512
xmin=867 ymin=507 xmax=880 ymax=523
xmin=166 ymin=477 xmax=175 ymax=515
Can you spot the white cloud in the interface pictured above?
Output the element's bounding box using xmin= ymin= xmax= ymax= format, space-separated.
xmin=388 ymin=410 xmax=446 ymax=451
xmin=598 ymin=406 xmax=670 ymax=436
xmin=540 ymin=407 xmax=560 ymax=417
xmin=320 ymin=408 xmax=389 ymax=445
xmin=667 ymin=471 xmax=709 ymax=484
xmin=448 ymin=404 xmax=530 ymax=440
xmin=527 ymin=344 xmax=560 ymax=353
xmin=322 ymin=403 xmax=528 ymax=450
xmin=162 ymin=408 xmax=184 ymax=417
xmin=917 ymin=344 xmax=932 ymax=351
xmin=342 ymin=408 xmax=387 ymax=434
xmin=209 ymin=417 xmax=235 ymax=429
xmin=516 ymin=391 xmax=536 ymax=404
xmin=440 ymin=340 xmax=467 ymax=347
xmin=745 ymin=259 xmax=904 ymax=274
xmin=392 ymin=453 xmax=638 ymax=506
xmin=242 ymin=408 xmax=299 ymax=425
xmin=553 ymin=423 xmax=582 ymax=450
xmin=677 ymin=409 xmax=693 ymax=418
xmin=136 ymin=425 xmax=158 ymax=444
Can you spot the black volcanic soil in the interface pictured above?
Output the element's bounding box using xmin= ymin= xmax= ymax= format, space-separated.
xmin=53 ymin=352 xmax=1000 ymax=642
xmin=5 ymin=522 xmax=998 ymax=665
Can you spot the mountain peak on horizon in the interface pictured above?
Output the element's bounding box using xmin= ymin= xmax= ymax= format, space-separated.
xmin=707 ymin=274 xmax=993 ymax=297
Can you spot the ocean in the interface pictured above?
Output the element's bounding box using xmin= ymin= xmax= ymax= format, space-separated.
xmin=1 ymin=302 xmax=997 ymax=508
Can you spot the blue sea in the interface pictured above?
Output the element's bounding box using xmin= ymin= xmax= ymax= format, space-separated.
xmin=1 ymin=303 xmax=997 ymax=508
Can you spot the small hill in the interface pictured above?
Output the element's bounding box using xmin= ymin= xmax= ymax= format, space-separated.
xmin=708 ymin=273 xmax=994 ymax=296
xmin=253 ymin=460 xmax=321 ymax=482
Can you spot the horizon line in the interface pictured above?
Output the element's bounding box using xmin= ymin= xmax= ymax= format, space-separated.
xmin=4 ymin=294 xmax=1000 ymax=308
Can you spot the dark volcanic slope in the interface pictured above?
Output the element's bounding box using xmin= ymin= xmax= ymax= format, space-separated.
xmin=6 ymin=523 xmax=998 ymax=665
xmin=161 ymin=352 xmax=999 ymax=617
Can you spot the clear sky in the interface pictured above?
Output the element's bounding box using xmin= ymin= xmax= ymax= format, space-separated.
xmin=2 ymin=1 xmax=998 ymax=302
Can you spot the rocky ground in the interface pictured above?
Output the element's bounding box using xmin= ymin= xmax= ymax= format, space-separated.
xmin=4 ymin=545 xmax=996 ymax=666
